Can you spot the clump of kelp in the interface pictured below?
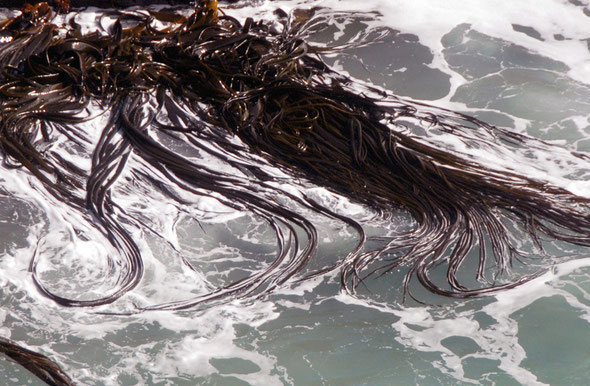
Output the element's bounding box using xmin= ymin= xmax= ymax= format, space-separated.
xmin=2 ymin=0 xmax=590 ymax=311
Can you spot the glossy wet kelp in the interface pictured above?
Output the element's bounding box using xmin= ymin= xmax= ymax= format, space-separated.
xmin=1 ymin=0 xmax=590 ymax=313
xmin=0 ymin=336 xmax=74 ymax=386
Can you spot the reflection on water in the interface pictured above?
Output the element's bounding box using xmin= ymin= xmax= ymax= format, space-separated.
xmin=2 ymin=0 xmax=590 ymax=384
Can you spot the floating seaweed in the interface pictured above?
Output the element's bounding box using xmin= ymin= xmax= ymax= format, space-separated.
xmin=1 ymin=0 xmax=590 ymax=314
xmin=0 ymin=336 xmax=74 ymax=386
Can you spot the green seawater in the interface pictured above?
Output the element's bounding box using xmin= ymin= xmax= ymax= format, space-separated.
xmin=1 ymin=1 xmax=590 ymax=385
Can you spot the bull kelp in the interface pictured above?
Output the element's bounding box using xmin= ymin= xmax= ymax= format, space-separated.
xmin=1 ymin=0 xmax=589 ymax=314
xmin=0 ymin=336 xmax=74 ymax=386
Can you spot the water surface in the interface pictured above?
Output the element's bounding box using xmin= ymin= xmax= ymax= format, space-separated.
xmin=1 ymin=0 xmax=590 ymax=384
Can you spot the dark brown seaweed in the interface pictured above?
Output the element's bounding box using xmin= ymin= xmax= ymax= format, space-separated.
xmin=0 ymin=336 xmax=75 ymax=386
xmin=0 ymin=1 xmax=589 ymax=310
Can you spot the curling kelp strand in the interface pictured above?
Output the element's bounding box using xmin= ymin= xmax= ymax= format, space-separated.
xmin=1 ymin=1 xmax=590 ymax=310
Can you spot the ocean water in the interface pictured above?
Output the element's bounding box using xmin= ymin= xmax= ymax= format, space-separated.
xmin=1 ymin=0 xmax=590 ymax=384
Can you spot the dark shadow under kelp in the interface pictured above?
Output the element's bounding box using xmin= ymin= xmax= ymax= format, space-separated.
xmin=1 ymin=1 xmax=590 ymax=311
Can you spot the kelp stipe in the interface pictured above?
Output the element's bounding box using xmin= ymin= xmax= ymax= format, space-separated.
xmin=1 ymin=1 xmax=590 ymax=309
xmin=0 ymin=336 xmax=75 ymax=386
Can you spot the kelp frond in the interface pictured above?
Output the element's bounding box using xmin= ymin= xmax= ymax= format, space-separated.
xmin=0 ymin=336 xmax=75 ymax=386
xmin=1 ymin=1 xmax=590 ymax=309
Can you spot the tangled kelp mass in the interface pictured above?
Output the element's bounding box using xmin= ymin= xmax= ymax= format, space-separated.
xmin=1 ymin=0 xmax=590 ymax=314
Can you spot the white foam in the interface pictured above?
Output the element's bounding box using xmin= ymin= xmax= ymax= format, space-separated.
xmin=335 ymin=256 xmax=590 ymax=385
xmin=275 ymin=0 xmax=590 ymax=87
